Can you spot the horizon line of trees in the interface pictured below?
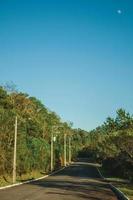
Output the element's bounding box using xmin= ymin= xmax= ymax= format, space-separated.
xmin=0 ymin=83 xmax=133 ymax=183
xmin=0 ymin=85 xmax=88 ymax=182
xmin=79 ymin=108 xmax=133 ymax=181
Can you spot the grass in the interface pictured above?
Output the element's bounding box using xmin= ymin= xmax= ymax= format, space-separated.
xmin=0 ymin=175 xmax=13 ymax=187
xmin=99 ymin=167 xmax=133 ymax=200
xmin=0 ymin=170 xmax=48 ymax=188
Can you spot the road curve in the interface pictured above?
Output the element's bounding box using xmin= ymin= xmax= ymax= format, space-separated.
xmin=0 ymin=162 xmax=118 ymax=200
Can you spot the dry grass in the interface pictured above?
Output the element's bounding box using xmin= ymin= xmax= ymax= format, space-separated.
xmin=0 ymin=170 xmax=47 ymax=187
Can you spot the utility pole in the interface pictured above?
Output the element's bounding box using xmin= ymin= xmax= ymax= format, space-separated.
xmin=68 ymin=136 xmax=71 ymax=164
xmin=64 ymin=133 xmax=67 ymax=166
xmin=13 ymin=116 xmax=17 ymax=184
xmin=51 ymin=131 xmax=54 ymax=172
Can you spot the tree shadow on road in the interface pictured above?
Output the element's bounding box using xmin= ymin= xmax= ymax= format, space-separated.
xmin=26 ymin=175 xmax=117 ymax=200
xmin=51 ymin=163 xmax=102 ymax=179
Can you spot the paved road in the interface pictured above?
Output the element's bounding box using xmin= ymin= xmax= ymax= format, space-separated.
xmin=0 ymin=162 xmax=118 ymax=200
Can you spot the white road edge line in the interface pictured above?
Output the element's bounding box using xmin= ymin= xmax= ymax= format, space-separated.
xmin=96 ymin=167 xmax=130 ymax=200
xmin=0 ymin=166 xmax=67 ymax=190
xmin=110 ymin=183 xmax=129 ymax=200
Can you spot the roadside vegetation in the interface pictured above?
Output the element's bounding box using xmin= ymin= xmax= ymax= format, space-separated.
xmin=99 ymin=167 xmax=133 ymax=199
xmin=79 ymin=109 xmax=133 ymax=181
xmin=0 ymin=84 xmax=133 ymax=199
xmin=0 ymin=85 xmax=88 ymax=186
xmin=78 ymin=108 xmax=133 ymax=199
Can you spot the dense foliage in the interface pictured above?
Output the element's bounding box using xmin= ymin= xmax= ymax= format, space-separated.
xmin=0 ymin=85 xmax=133 ymax=183
xmin=79 ymin=109 xmax=133 ymax=181
xmin=0 ymin=86 xmax=87 ymax=180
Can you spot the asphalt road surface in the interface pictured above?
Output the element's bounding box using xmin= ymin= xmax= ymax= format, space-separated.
xmin=0 ymin=162 xmax=118 ymax=200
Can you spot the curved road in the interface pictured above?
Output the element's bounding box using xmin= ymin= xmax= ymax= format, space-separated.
xmin=0 ymin=162 xmax=118 ymax=200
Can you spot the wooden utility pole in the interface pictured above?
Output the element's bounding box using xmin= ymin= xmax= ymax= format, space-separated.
xmin=13 ymin=116 xmax=17 ymax=184
xmin=51 ymin=131 xmax=54 ymax=171
xmin=64 ymin=133 xmax=67 ymax=166
xmin=68 ymin=136 xmax=71 ymax=164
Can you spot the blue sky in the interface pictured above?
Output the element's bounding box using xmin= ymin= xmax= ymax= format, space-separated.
xmin=0 ymin=0 xmax=133 ymax=131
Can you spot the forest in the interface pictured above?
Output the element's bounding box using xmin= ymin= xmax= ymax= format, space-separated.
xmin=0 ymin=85 xmax=133 ymax=185
xmin=0 ymin=85 xmax=88 ymax=185
xmin=79 ymin=108 xmax=133 ymax=181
